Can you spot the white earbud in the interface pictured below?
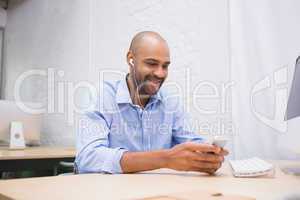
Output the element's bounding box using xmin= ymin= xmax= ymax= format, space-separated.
xmin=129 ymin=58 xmax=142 ymax=105
xmin=129 ymin=59 xmax=134 ymax=66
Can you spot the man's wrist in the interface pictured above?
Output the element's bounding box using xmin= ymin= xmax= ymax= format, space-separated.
xmin=157 ymin=149 xmax=170 ymax=169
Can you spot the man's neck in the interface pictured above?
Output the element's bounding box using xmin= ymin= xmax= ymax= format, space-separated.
xmin=126 ymin=74 xmax=150 ymax=108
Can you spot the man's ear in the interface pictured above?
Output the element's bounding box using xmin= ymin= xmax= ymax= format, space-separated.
xmin=127 ymin=51 xmax=134 ymax=68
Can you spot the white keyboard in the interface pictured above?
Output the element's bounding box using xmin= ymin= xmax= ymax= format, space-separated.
xmin=229 ymin=157 xmax=274 ymax=177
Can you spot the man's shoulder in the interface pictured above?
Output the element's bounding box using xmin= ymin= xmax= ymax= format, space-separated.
xmin=93 ymin=79 xmax=121 ymax=111
xmin=101 ymin=80 xmax=119 ymax=97
xmin=102 ymin=78 xmax=123 ymax=90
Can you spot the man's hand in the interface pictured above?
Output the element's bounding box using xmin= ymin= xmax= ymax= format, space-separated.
xmin=165 ymin=142 xmax=229 ymax=174
xmin=120 ymin=142 xmax=228 ymax=174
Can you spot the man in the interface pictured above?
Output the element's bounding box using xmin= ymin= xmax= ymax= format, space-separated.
xmin=75 ymin=31 xmax=228 ymax=174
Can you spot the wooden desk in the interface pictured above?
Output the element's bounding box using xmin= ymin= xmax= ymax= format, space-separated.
xmin=0 ymin=147 xmax=76 ymax=172
xmin=0 ymin=161 xmax=299 ymax=200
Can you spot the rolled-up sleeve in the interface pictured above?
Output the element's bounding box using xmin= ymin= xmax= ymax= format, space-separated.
xmin=75 ymin=112 xmax=128 ymax=174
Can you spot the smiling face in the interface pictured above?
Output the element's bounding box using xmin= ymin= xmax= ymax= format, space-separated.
xmin=127 ymin=32 xmax=170 ymax=97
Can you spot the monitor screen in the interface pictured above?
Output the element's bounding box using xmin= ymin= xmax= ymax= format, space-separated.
xmin=286 ymin=56 xmax=300 ymax=120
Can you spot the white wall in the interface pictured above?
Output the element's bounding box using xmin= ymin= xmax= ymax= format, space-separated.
xmin=3 ymin=0 xmax=231 ymax=148
xmin=0 ymin=8 xmax=6 ymax=28
xmin=230 ymin=0 xmax=300 ymax=159
xmin=3 ymin=0 xmax=90 ymax=145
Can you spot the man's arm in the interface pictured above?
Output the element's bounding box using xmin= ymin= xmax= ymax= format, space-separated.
xmin=75 ymin=112 xmax=128 ymax=174
xmin=120 ymin=149 xmax=169 ymax=173
xmin=120 ymin=142 xmax=226 ymax=173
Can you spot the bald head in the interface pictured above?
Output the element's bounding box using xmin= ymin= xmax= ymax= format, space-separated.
xmin=126 ymin=31 xmax=170 ymax=99
xmin=129 ymin=31 xmax=169 ymax=56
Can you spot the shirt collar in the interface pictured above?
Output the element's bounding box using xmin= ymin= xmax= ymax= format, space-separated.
xmin=116 ymin=74 xmax=163 ymax=105
xmin=116 ymin=75 xmax=132 ymax=104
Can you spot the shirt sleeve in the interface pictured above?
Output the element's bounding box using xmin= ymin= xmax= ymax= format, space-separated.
xmin=171 ymin=102 xmax=205 ymax=146
xmin=75 ymin=111 xmax=128 ymax=174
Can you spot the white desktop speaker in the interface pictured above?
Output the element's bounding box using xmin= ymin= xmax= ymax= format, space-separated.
xmin=9 ymin=121 xmax=26 ymax=149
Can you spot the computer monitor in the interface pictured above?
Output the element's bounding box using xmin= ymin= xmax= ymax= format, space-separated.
xmin=0 ymin=100 xmax=42 ymax=146
xmin=286 ymin=56 xmax=300 ymax=120
xmin=282 ymin=56 xmax=300 ymax=175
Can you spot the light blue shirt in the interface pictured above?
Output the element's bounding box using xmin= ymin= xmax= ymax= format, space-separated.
xmin=75 ymin=75 xmax=204 ymax=174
